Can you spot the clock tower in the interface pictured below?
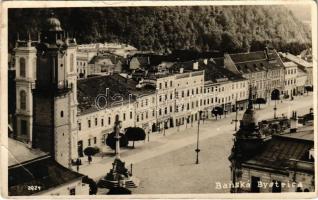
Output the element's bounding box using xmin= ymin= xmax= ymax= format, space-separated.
xmin=33 ymin=13 xmax=78 ymax=167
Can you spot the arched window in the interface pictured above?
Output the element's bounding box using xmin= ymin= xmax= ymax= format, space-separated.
xmin=70 ymin=53 xmax=74 ymax=72
xmin=20 ymin=90 xmax=26 ymax=110
xmin=20 ymin=57 xmax=26 ymax=77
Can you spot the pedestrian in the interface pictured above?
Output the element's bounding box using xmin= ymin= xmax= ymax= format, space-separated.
xmin=88 ymin=155 xmax=92 ymax=164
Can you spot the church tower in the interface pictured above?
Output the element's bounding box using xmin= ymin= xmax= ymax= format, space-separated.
xmin=229 ymin=86 xmax=265 ymax=193
xmin=14 ymin=33 xmax=37 ymax=147
xmin=33 ymin=13 xmax=78 ymax=167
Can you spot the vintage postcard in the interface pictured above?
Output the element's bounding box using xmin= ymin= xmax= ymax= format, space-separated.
xmin=0 ymin=0 xmax=317 ymax=198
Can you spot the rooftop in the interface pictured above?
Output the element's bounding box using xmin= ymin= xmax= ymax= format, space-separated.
xmin=243 ymin=125 xmax=314 ymax=173
xmin=228 ymin=50 xmax=284 ymax=73
xmin=8 ymin=138 xmax=47 ymax=166
xmin=9 ymin=156 xmax=85 ymax=196
xmin=77 ymin=74 xmax=155 ymax=114
xmin=280 ymin=52 xmax=312 ymax=68
xmin=204 ymin=58 xmax=246 ymax=83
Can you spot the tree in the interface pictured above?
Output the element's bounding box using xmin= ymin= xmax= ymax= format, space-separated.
xmin=211 ymin=107 xmax=224 ymax=120
xmin=83 ymin=147 xmax=99 ymax=164
xmin=106 ymin=132 xmax=128 ymax=152
xmin=254 ymin=98 xmax=267 ymax=109
xmin=125 ymin=127 xmax=146 ymax=148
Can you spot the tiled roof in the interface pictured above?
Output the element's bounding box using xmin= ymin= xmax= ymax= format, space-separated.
xmin=9 ymin=156 xmax=84 ymax=196
xmin=229 ymin=50 xmax=284 ymax=73
xmin=244 ymin=129 xmax=314 ymax=172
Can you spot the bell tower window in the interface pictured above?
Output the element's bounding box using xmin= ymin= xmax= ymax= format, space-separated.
xmin=20 ymin=90 xmax=26 ymax=110
xmin=20 ymin=57 xmax=26 ymax=77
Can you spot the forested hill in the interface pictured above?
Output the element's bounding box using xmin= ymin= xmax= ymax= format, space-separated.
xmin=9 ymin=6 xmax=311 ymax=54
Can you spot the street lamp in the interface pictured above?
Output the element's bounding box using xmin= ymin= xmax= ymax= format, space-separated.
xmin=231 ymin=100 xmax=239 ymax=131
xmin=195 ymin=110 xmax=203 ymax=164
xmin=163 ymin=118 xmax=169 ymax=136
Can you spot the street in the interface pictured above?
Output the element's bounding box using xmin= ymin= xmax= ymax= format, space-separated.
xmin=78 ymin=94 xmax=313 ymax=194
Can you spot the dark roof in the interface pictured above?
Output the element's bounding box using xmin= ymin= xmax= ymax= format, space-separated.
xmin=9 ymin=156 xmax=84 ymax=196
xmin=204 ymin=58 xmax=246 ymax=83
xmin=243 ymin=130 xmax=314 ymax=173
xmin=77 ymin=74 xmax=155 ymax=114
xmin=77 ymin=75 xmax=135 ymax=114
xmin=229 ymin=50 xmax=284 ymax=73
xmin=111 ymin=74 xmax=156 ymax=97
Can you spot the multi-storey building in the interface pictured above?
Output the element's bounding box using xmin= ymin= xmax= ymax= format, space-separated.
xmin=13 ymin=36 xmax=37 ymax=146
xmin=203 ymin=58 xmax=249 ymax=115
xmin=139 ymin=65 xmax=205 ymax=130
xmin=279 ymin=52 xmax=313 ymax=87
xmin=224 ymin=49 xmax=285 ymax=100
xmin=282 ymin=61 xmax=298 ymax=98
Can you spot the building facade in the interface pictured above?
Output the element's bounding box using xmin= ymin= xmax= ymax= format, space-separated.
xmin=224 ymin=49 xmax=285 ymax=100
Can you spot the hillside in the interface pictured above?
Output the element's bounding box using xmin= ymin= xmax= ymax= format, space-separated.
xmin=8 ymin=6 xmax=311 ymax=54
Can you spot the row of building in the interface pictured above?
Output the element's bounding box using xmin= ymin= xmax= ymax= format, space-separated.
xmin=8 ymin=16 xmax=313 ymax=170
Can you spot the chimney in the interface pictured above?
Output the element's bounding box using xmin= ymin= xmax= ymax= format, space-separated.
xmin=203 ymin=59 xmax=208 ymax=65
xmin=193 ymin=62 xmax=199 ymax=70
xmin=180 ymin=67 xmax=184 ymax=74
xmin=290 ymin=111 xmax=297 ymax=133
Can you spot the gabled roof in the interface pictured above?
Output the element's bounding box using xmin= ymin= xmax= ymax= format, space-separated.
xmin=9 ymin=156 xmax=85 ymax=196
xmin=228 ymin=50 xmax=284 ymax=73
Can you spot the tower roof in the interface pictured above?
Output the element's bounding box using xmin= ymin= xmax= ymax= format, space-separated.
xmin=44 ymin=13 xmax=63 ymax=32
xmin=240 ymin=86 xmax=259 ymax=128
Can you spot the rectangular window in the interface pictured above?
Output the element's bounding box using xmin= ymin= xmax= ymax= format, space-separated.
xmin=123 ymin=113 xmax=126 ymax=120
xmin=95 ymin=118 xmax=98 ymax=126
xmin=69 ymin=188 xmax=76 ymax=195
xmin=101 ymin=119 xmax=104 ymax=126
xmin=108 ymin=117 xmax=111 ymax=125
xmin=78 ymin=123 xmax=81 ymax=131
xmin=20 ymin=120 xmax=27 ymax=135
xmin=88 ymin=120 xmax=91 ymax=128
xmin=130 ymin=111 xmax=133 ymax=119
xmin=94 ymin=137 xmax=97 ymax=144
xmin=88 ymin=139 xmax=91 ymax=146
